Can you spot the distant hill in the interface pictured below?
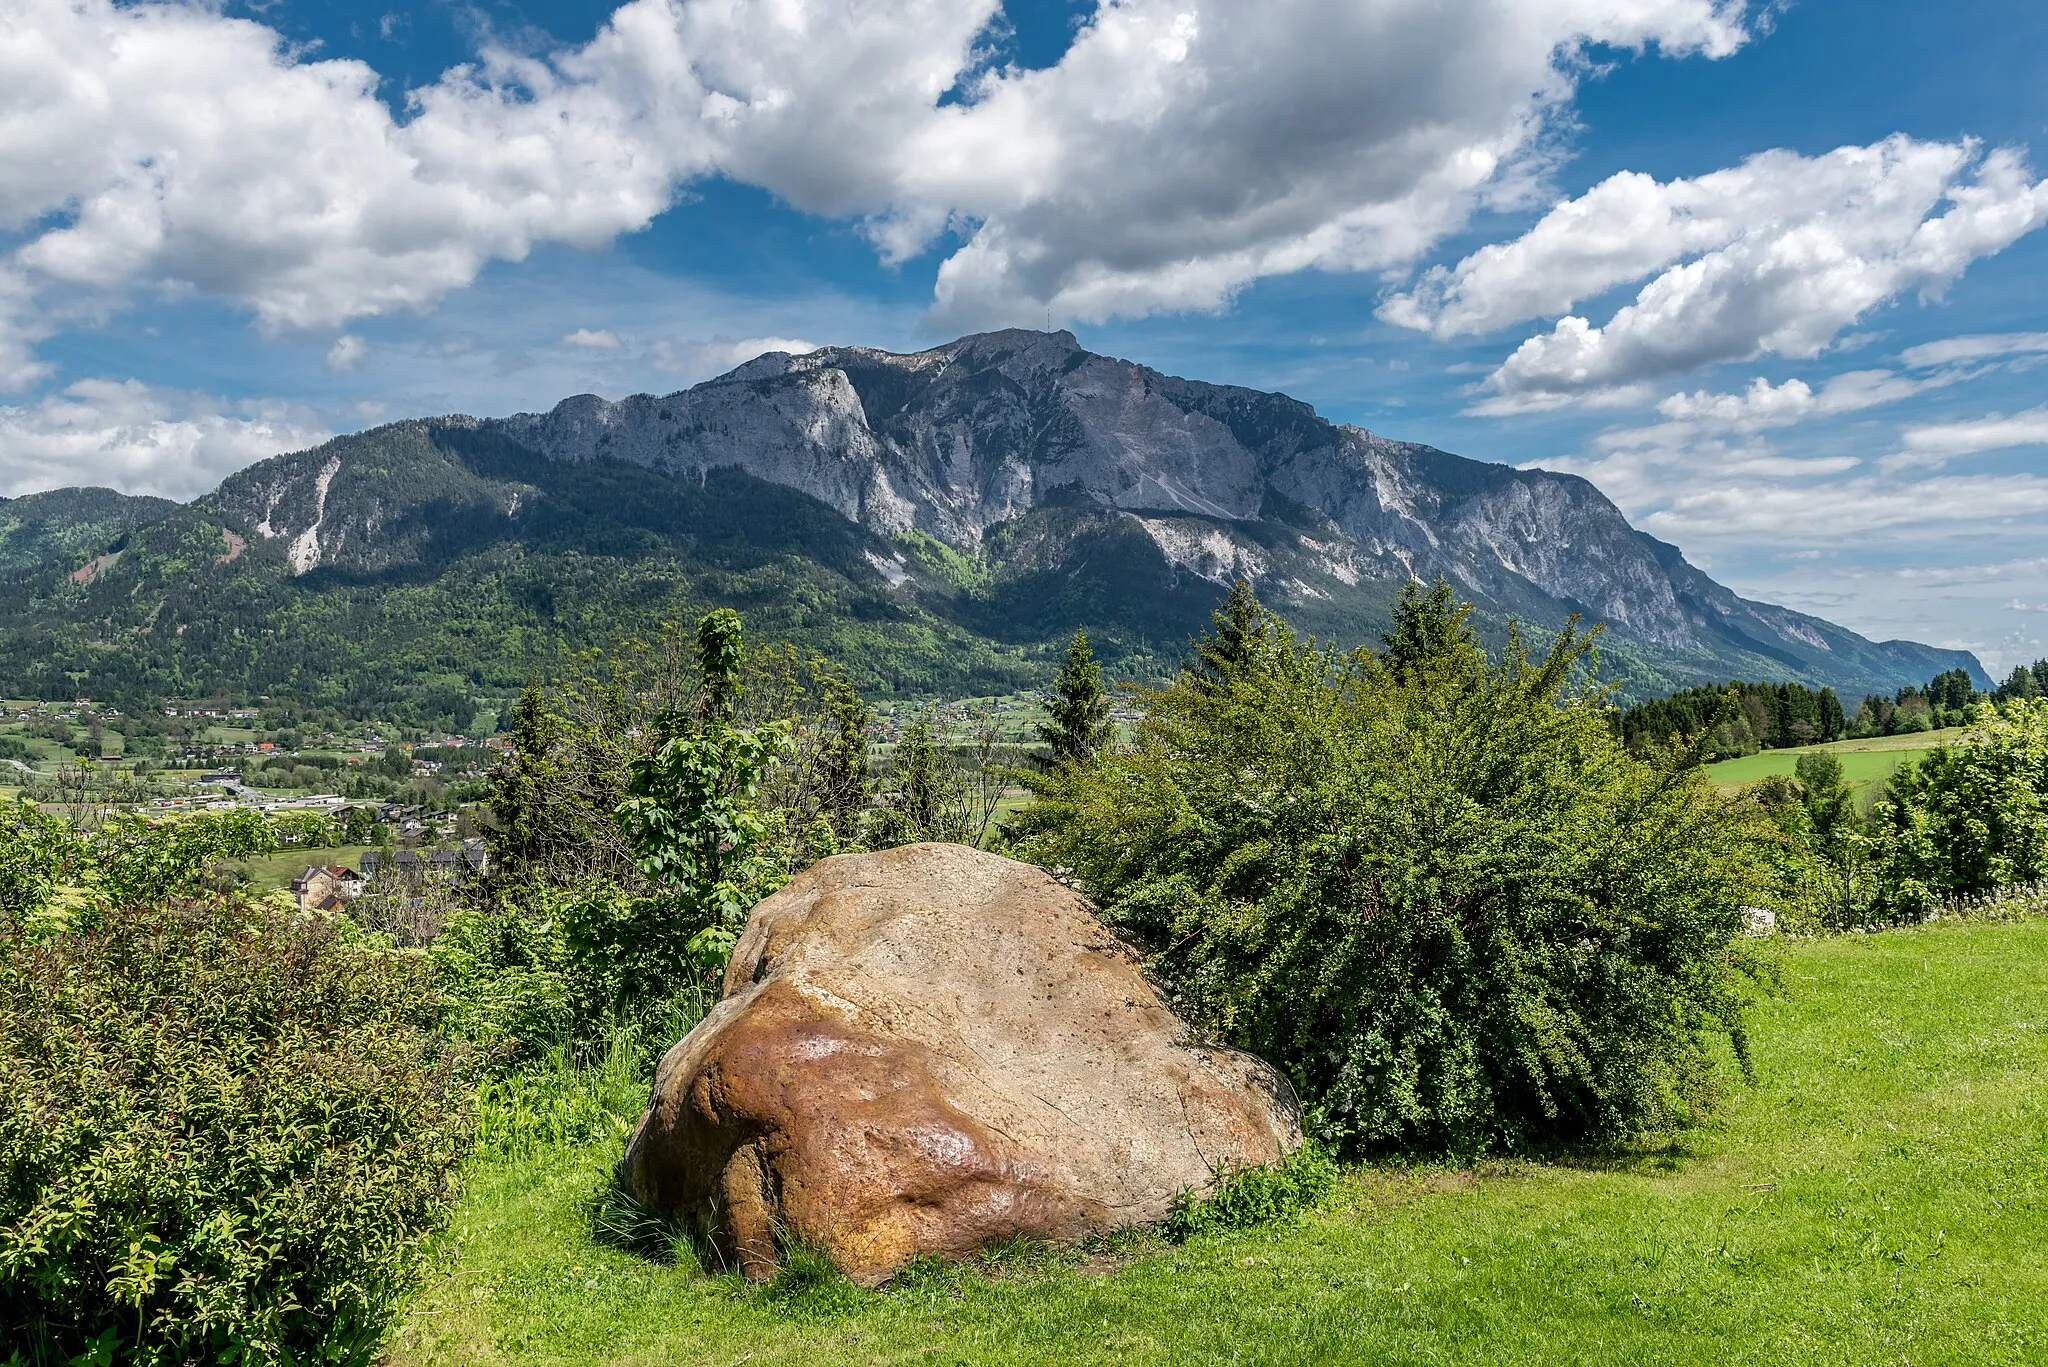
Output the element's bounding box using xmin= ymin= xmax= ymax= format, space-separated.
xmin=0 ymin=330 xmax=1984 ymax=723
xmin=0 ymin=487 xmax=177 ymax=578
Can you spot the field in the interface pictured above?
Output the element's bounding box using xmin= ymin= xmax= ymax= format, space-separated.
xmin=1704 ymin=728 xmax=1968 ymax=793
xmin=230 ymin=845 xmax=373 ymax=890
xmin=390 ymin=917 xmax=2048 ymax=1366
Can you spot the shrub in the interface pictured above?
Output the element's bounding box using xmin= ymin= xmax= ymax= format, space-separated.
xmin=1745 ymin=754 xmax=1871 ymax=931
xmin=428 ymin=896 xmax=577 ymax=1055
xmin=0 ymin=899 xmax=479 ymax=1365
xmin=0 ymin=808 xmax=273 ymax=938
xmin=1164 ymin=1142 xmax=1339 ymax=1240
xmin=0 ymin=802 xmax=72 ymax=930
xmin=1028 ymin=582 xmax=1769 ymax=1155
xmin=1868 ymin=698 xmax=2048 ymax=919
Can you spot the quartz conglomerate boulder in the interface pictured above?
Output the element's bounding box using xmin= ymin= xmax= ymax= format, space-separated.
xmin=617 ymin=843 xmax=1300 ymax=1284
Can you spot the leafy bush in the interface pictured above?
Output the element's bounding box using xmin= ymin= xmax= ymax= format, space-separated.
xmin=428 ymin=896 xmax=577 ymax=1055
xmin=1869 ymin=699 xmax=2048 ymax=919
xmin=0 ymin=802 xmax=71 ymax=928
xmin=0 ymin=807 xmax=273 ymax=938
xmin=1164 ymin=1142 xmax=1339 ymax=1240
xmin=0 ymin=899 xmax=478 ymax=1365
xmin=1028 ymin=583 xmax=1769 ymax=1155
xmin=1744 ymin=753 xmax=1872 ymax=931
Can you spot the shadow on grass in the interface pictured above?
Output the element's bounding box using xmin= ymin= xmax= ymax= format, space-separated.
xmin=584 ymin=1175 xmax=723 ymax=1274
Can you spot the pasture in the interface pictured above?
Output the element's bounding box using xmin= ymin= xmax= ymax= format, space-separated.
xmin=390 ymin=917 xmax=2048 ymax=1367
xmin=1704 ymin=727 xmax=1969 ymax=793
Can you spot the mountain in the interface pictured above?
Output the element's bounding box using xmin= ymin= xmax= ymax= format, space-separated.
xmin=0 ymin=330 xmax=1983 ymax=722
xmin=0 ymin=487 xmax=177 ymax=577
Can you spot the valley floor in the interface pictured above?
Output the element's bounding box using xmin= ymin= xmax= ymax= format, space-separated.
xmin=390 ymin=919 xmax=2048 ymax=1366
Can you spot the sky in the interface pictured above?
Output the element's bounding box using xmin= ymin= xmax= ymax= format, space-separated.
xmin=2 ymin=0 xmax=2046 ymax=675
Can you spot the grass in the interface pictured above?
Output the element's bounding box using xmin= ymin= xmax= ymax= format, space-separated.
xmin=1705 ymin=727 xmax=1969 ymax=793
xmin=230 ymin=845 xmax=373 ymax=890
xmin=389 ymin=918 xmax=2048 ymax=1366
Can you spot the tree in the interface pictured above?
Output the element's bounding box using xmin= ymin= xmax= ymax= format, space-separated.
xmin=695 ymin=609 xmax=747 ymax=724
xmin=1038 ymin=629 xmax=1112 ymax=768
xmin=614 ymin=612 xmax=791 ymax=941
xmin=1380 ymin=577 xmax=1476 ymax=680
xmin=817 ymin=676 xmax=873 ymax=839
xmin=1818 ymin=687 xmax=1846 ymax=741
xmin=1190 ymin=580 xmax=1272 ymax=692
xmin=1869 ymin=698 xmax=2048 ymax=917
xmin=890 ymin=712 xmax=949 ymax=839
xmin=342 ymin=804 xmax=378 ymax=845
xmin=1927 ymin=668 xmax=1976 ymax=714
xmin=484 ymin=683 xmax=572 ymax=878
xmin=1794 ymin=751 xmax=1854 ymax=840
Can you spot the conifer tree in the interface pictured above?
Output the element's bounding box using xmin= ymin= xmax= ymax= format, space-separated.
xmin=1381 ymin=577 xmax=1477 ymax=679
xmin=819 ymin=676 xmax=872 ymax=838
xmin=1191 ymin=580 xmax=1272 ymax=692
xmin=1818 ymin=687 xmax=1846 ymax=741
xmin=1038 ymin=629 xmax=1113 ymax=768
xmin=893 ymin=712 xmax=946 ymax=838
xmin=484 ymin=681 xmax=566 ymax=876
xmin=695 ymin=608 xmax=745 ymax=724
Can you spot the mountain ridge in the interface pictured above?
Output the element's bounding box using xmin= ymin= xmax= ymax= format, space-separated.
xmin=0 ymin=330 xmax=1984 ymax=717
xmin=485 ymin=328 xmax=1979 ymax=690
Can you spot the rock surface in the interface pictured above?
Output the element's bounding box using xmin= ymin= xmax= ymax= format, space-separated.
xmin=617 ymin=842 xmax=1302 ymax=1285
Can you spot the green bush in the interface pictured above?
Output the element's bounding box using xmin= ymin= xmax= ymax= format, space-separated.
xmin=1869 ymin=699 xmax=2048 ymax=919
xmin=0 ymin=802 xmax=71 ymax=929
xmin=0 ymin=899 xmax=479 ymax=1365
xmin=1164 ymin=1142 xmax=1339 ymax=1240
xmin=1028 ymin=583 xmax=1769 ymax=1155
xmin=0 ymin=808 xmax=274 ymax=938
xmin=428 ymin=896 xmax=577 ymax=1056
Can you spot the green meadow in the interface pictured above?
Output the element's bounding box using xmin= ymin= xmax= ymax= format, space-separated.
xmin=390 ymin=916 xmax=2048 ymax=1367
xmin=228 ymin=845 xmax=375 ymax=891
xmin=1705 ymin=728 xmax=1969 ymax=793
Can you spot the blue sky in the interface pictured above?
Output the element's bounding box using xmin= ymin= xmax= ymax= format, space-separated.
xmin=3 ymin=0 xmax=2046 ymax=673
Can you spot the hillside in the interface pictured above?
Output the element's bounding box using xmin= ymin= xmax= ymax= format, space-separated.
xmin=0 ymin=331 xmax=1983 ymax=720
xmin=0 ymin=487 xmax=177 ymax=578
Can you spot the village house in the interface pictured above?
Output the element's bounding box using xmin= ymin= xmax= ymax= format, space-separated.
xmin=290 ymin=864 xmax=366 ymax=911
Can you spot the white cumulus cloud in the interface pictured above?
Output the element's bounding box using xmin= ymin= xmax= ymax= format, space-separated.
xmin=325 ymin=334 xmax=370 ymax=373
xmin=1382 ymin=136 xmax=2048 ymax=408
xmin=0 ymin=380 xmax=330 ymax=499
xmin=0 ymin=0 xmax=1759 ymax=392
xmin=560 ymin=329 xmax=625 ymax=351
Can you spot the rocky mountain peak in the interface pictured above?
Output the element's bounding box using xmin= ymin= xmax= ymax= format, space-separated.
xmin=134 ymin=331 xmax=1983 ymax=698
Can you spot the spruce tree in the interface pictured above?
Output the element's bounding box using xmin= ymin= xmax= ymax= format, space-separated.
xmin=1191 ymin=580 xmax=1272 ymax=692
xmin=696 ymin=608 xmax=745 ymax=724
xmin=1818 ymin=687 xmax=1845 ymax=741
xmin=819 ymin=676 xmax=872 ymax=838
xmin=484 ymin=681 xmax=565 ymax=876
xmin=1381 ymin=577 xmax=1477 ymax=679
xmin=893 ymin=712 xmax=946 ymax=838
xmin=1038 ymin=629 xmax=1113 ymax=768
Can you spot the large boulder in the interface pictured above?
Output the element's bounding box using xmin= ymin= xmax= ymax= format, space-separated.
xmin=618 ymin=843 xmax=1301 ymax=1285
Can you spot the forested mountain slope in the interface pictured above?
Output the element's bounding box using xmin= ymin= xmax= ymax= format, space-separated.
xmin=0 ymin=331 xmax=1983 ymax=721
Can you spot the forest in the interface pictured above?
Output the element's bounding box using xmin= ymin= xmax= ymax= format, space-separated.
xmin=1619 ymin=660 xmax=2048 ymax=760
